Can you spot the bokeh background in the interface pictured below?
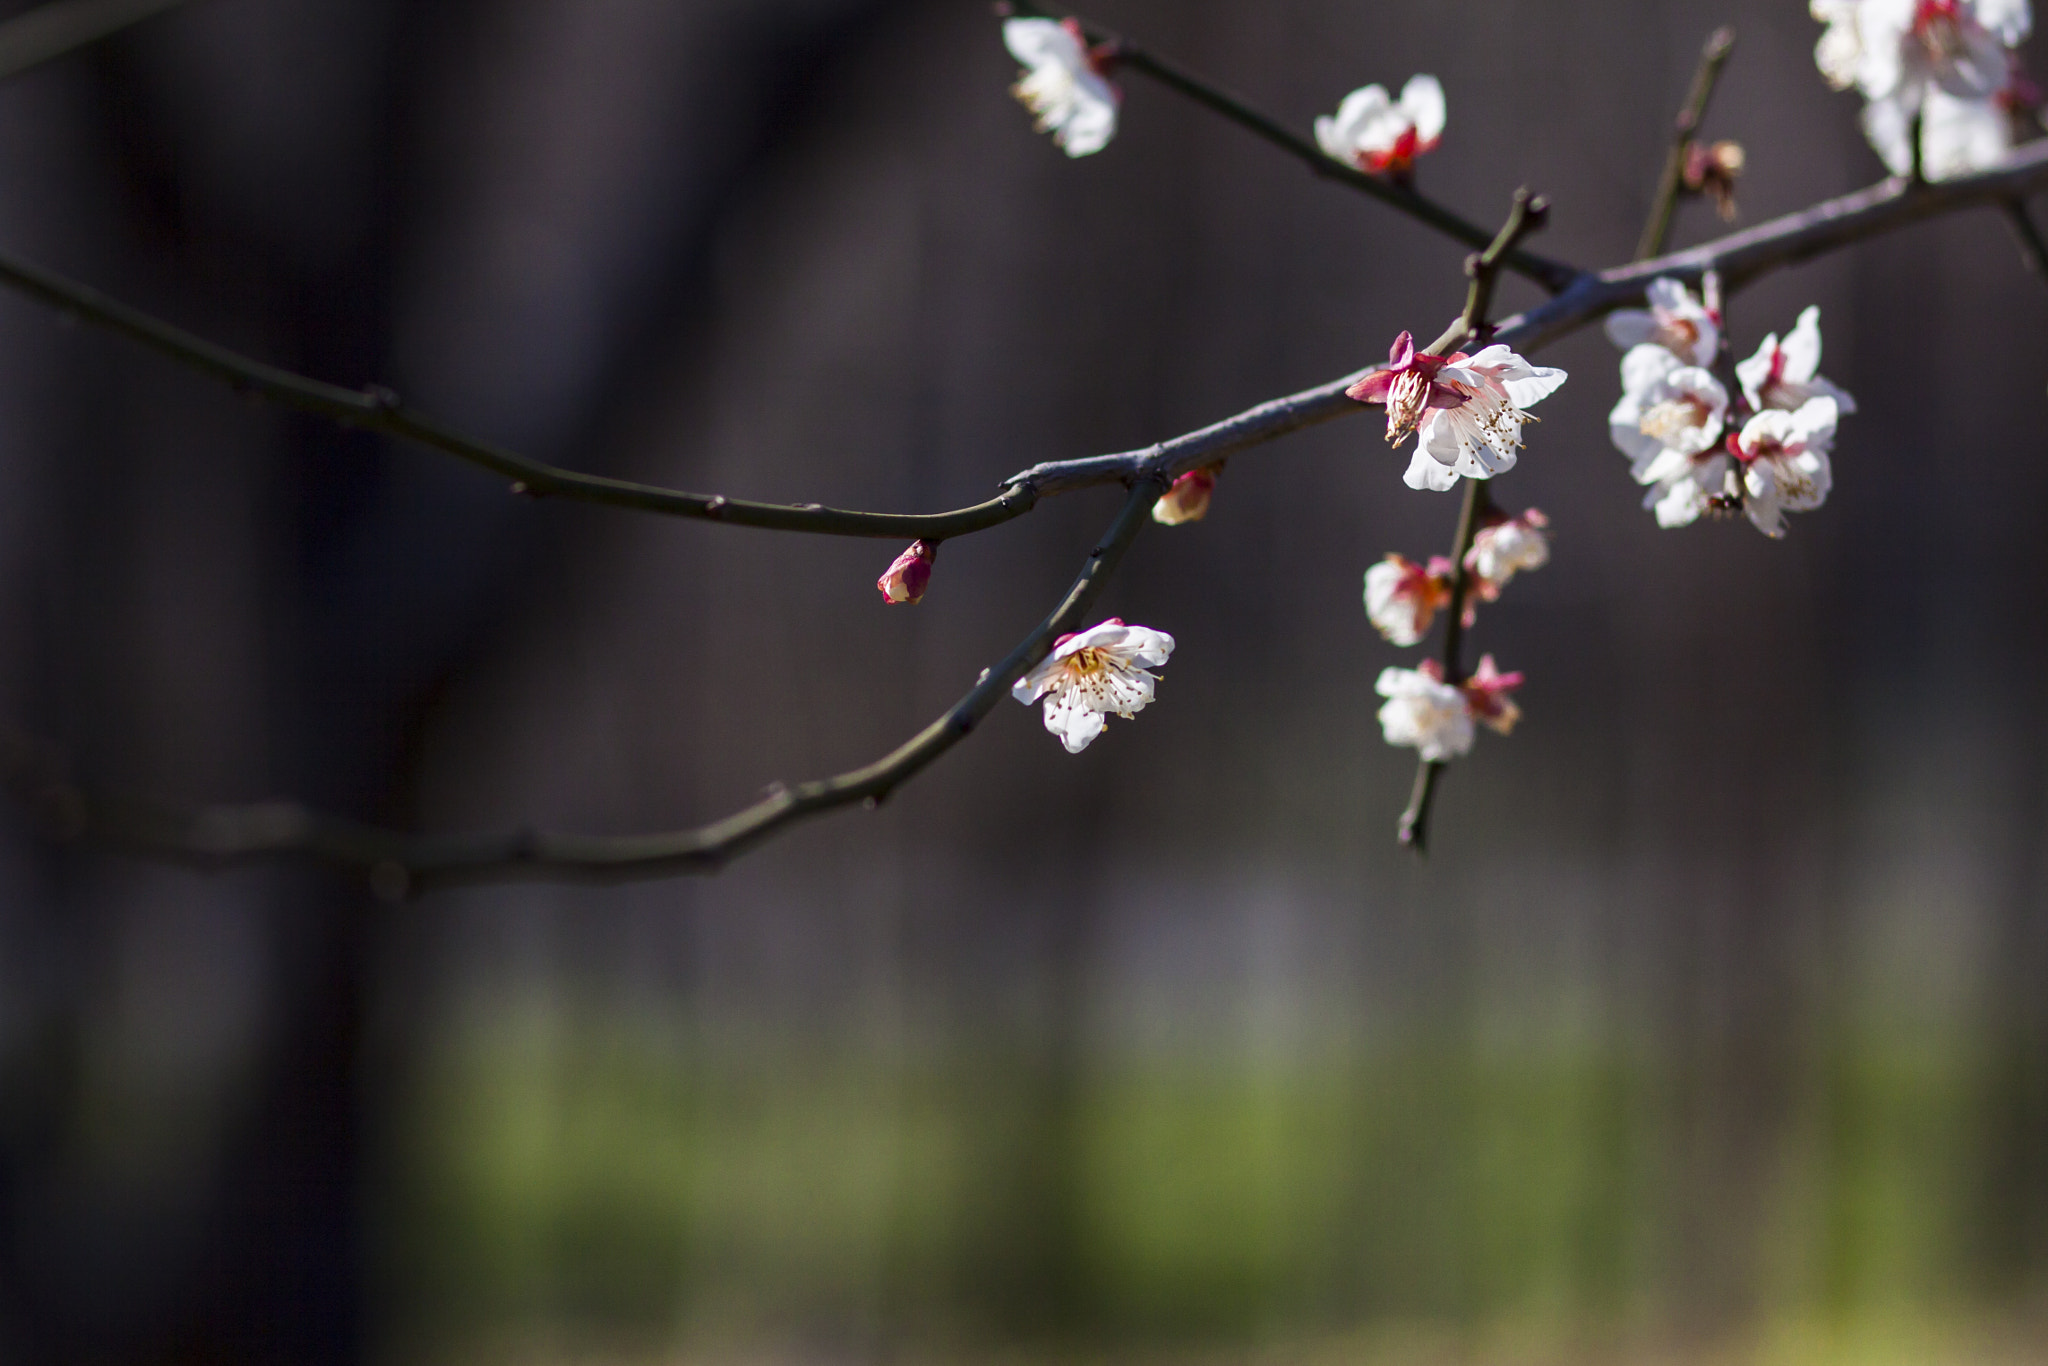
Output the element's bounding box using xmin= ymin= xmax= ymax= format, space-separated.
xmin=2 ymin=0 xmax=2047 ymax=1361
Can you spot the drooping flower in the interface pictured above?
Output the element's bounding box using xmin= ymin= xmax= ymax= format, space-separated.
xmin=876 ymin=539 xmax=938 ymax=604
xmin=1364 ymin=553 xmax=1454 ymax=646
xmin=1314 ymin=75 xmax=1447 ymax=177
xmin=1004 ymin=17 xmax=1120 ymax=158
xmin=1683 ymin=140 xmax=1746 ymax=220
xmin=1459 ymin=655 xmax=1525 ymax=736
xmin=1376 ymin=660 xmax=1474 ymax=762
xmin=1466 ymin=508 xmax=1550 ymax=593
xmin=1153 ymin=464 xmax=1221 ymax=526
xmin=1011 ymin=617 xmax=1173 ymax=753
xmin=1610 ymin=364 xmax=1730 ymax=480
xmin=1731 ymin=397 xmax=1839 ymax=538
xmin=1347 ymin=333 xmax=1567 ymax=492
xmin=1604 ymin=278 xmax=1721 ymax=369
xmin=1735 ymin=307 xmax=1858 ymax=416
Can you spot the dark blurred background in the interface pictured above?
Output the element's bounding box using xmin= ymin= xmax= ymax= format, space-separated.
xmin=1 ymin=0 xmax=2046 ymax=1361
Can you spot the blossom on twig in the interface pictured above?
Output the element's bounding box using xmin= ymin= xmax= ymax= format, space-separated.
xmin=1735 ymin=306 xmax=1858 ymax=415
xmin=1314 ymin=75 xmax=1446 ymax=177
xmin=1152 ymin=464 xmax=1220 ymax=525
xmin=877 ymin=539 xmax=938 ymax=604
xmin=1460 ymin=655 xmax=1525 ymax=736
xmin=1610 ymin=361 xmax=1730 ymax=510
xmin=1683 ymin=140 xmax=1746 ymax=220
xmin=1465 ymin=508 xmax=1550 ymax=605
xmin=1604 ymin=278 xmax=1720 ymax=369
xmin=1814 ymin=0 xmax=2033 ymax=174
xmin=1011 ymin=618 xmax=1173 ymax=753
xmin=1004 ymin=18 xmax=1120 ymax=157
xmin=1364 ymin=553 xmax=1454 ymax=646
xmin=1347 ymin=333 xmax=1567 ymax=492
xmin=1376 ymin=660 xmax=1474 ymax=762
xmin=1731 ymin=398 xmax=1840 ymax=538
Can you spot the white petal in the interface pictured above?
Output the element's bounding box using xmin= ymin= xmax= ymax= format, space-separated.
xmin=1400 ymin=74 xmax=1446 ymax=143
xmin=1604 ymin=309 xmax=1658 ymax=352
xmin=1402 ymin=443 xmax=1464 ymax=491
xmin=1004 ymin=17 xmax=1083 ymax=67
xmin=1735 ymin=333 xmax=1778 ymax=410
xmin=1621 ymin=343 xmax=1682 ymax=397
xmin=1044 ymin=692 xmax=1107 ymax=752
xmin=1653 ymin=478 xmax=1712 ymax=528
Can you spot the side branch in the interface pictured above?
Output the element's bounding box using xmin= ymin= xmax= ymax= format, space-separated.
xmin=1637 ymin=26 xmax=1737 ymax=262
xmin=1000 ymin=1 xmax=1579 ymax=293
xmin=3 ymin=479 xmax=1166 ymax=893
xmin=0 ymin=248 xmax=1039 ymax=540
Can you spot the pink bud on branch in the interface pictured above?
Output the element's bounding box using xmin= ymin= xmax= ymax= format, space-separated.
xmin=877 ymin=539 xmax=938 ymax=604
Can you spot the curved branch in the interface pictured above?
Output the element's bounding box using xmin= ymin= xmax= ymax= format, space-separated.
xmin=0 ymin=248 xmax=1041 ymax=540
xmin=1637 ymin=26 xmax=1738 ymax=262
xmin=3 ymin=478 xmax=1165 ymax=894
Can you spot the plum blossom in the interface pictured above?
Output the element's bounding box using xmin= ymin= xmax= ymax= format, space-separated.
xmin=1153 ymin=464 xmax=1220 ymax=525
xmin=876 ymin=539 xmax=938 ymax=604
xmin=1736 ymin=307 xmax=1858 ymax=416
xmin=1610 ymin=364 xmax=1729 ymax=478
xmin=1364 ymin=553 xmax=1454 ymax=646
xmin=1004 ymin=18 xmax=1119 ymax=157
xmin=1460 ymin=655 xmax=1525 ymax=736
xmin=1861 ymin=77 xmax=2021 ymax=176
xmin=1376 ymin=660 xmax=1474 ymax=762
xmin=1731 ymin=398 xmax=1839 ymax=538
xmin=1465 ymin=508 xmax=1550 ymax=605
xmin=1604 ymin=279 xmax=1720 ymax=370
xmin=1816 ymin=0 xmax=2033 ymax=172
xmin=1346 ymin=332 xmax=1568 ymax=492
xmin=1315 ymin=75 xmax=1446 ymax=177
xmin=1011 ymin=617 xmax=1173 ymax=753
xmin=1683 ymin=140 xmax=1747 ymax=220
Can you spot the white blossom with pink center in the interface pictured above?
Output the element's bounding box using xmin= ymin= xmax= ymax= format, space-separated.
xmin=1376 ymin=660 xmax=1475 ymax=762
xmin=1364 ymin=553 xmax=1454 ymax=646
xmin=1736 ymin=307 xmax=1858 ymax=416
xmin=1825 ymin=0 xmax=2031 ymax=104
xmin=1862 ymin=78 xmax=2019 ymax=177
xmin=1465 ymin=508 xmax=1550 ymax=599
xmin=1004 ymin=18 xmax=1119 ymax=158
xmin=1732 ymin=397 xmax=1840 ymax=538
xmin=1011 ymin=617 xmax=1173 ymax=753
xmin=1604 ymin=278 xmax=1721 ymax=370
xmin=1315 ymin=75 xmax=1447 ymax=176
xmin=1352 ymin=341 xmax=1567 ymax=492
xmin=1610 ymin=364 xmax=1729 ymax=482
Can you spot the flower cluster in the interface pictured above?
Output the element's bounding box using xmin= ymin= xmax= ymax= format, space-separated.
xmin=1607 ymin=280 xmax=1856 ymax=538
xmin=1375 ymin=656 xmax=1524 ymax=762
xmin=1812 ymin=0 xmax=2038 ymax=179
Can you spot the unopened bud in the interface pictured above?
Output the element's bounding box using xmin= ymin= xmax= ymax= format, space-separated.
xmin=1152 ymin=464 xmax=1221 ymax=526
xmin=877 ymin=539 xmax=938 ymax=604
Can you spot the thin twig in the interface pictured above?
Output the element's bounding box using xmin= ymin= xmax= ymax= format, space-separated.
xmin=1636 ymin=26 xmax=1737 ymax=262
xmin=0 ymin=0 xmax=193 ymax=81
xmin=2 ymin=478 xmax=1166 ymax=894
xmin=999 ymin=1 xmax=1579 ymax=293
xmin=2004 ymin=199 xmax=2048 ymax=282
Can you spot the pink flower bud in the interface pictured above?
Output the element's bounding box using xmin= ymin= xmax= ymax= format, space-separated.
xmin=1152 ymin=464 xmax=1221 ymax=526
xmin=1459 ymin=654 xmax=1525 ymax=736
xmin=877 ymin=539 xmax=938 ymax=604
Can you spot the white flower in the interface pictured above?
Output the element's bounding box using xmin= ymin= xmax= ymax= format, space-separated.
xmin=1011 ymin=617 xmax=1172 ymax=753
xmin=1364 ymin=553 xmax=1453 ymax=646
xmin=1407 ymin=347 xmax=1568 ymax=491
xmin=1646 ymin=466 xmax=1729 ymax=528
xmin=1736 ymin=307 xmax=1858 ymax=415
xmin=1604 ymin=278 xmax=1721 ymax=369
xmin=1732 ymin=398 xmax=1840 ymax=538
xmin=1466 ymin=508 xmax=1550 ymax=590
xmin=1610 ymin=364 xmax=1729 ymax=480
xmin=1314 ymin=75 xmax=1446 ymax=175
xmin=1376 ymin=661 xmax=1474 ymax=762
xmin=1004 ymin=17 xmax=1119 ymax=158
xmin=1862 ymin=81 xmax=2015 ymax=176
xmin=1824 ymin=0 xmax=2029 ymax=104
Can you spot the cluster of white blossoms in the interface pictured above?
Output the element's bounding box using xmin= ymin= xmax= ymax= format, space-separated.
xmin=1375 ymin=655 xmax=1524 ymax=762
xmin=1606 ymin=280 xmax=1856 ymax=538
xmin=1812 ymin=0 xmax=2038 ymax=179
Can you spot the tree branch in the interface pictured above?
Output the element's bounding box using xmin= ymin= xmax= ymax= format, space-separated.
xmin=1 ymin=477 xmax=1166 ymax=894
xmin=998 ymin=1 xmax=1580 ymax=293
xmin=1636 ymin=26 xmax=1737 ymax=262
xmin=0 ymin=0 xmax=194 ymax=81
xmin=2004 ymin=198 xmax=2048 ymax=283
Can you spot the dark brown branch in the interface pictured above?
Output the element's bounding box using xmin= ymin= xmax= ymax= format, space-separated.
xmin=2 ymin=478 xmax=1166 ymax=894
xmin=2005 ymin=199 xmax=2048 ymax=282
xmin=1636 ymin=27 xmax=1737 ymax=262
xmin=999 ymin=1 xmax=1579 ymax=293
xmin=0 ymin=247 xmax=1039 ymax=540
xmin=0 ymin=0 xmax=193 ymax=80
